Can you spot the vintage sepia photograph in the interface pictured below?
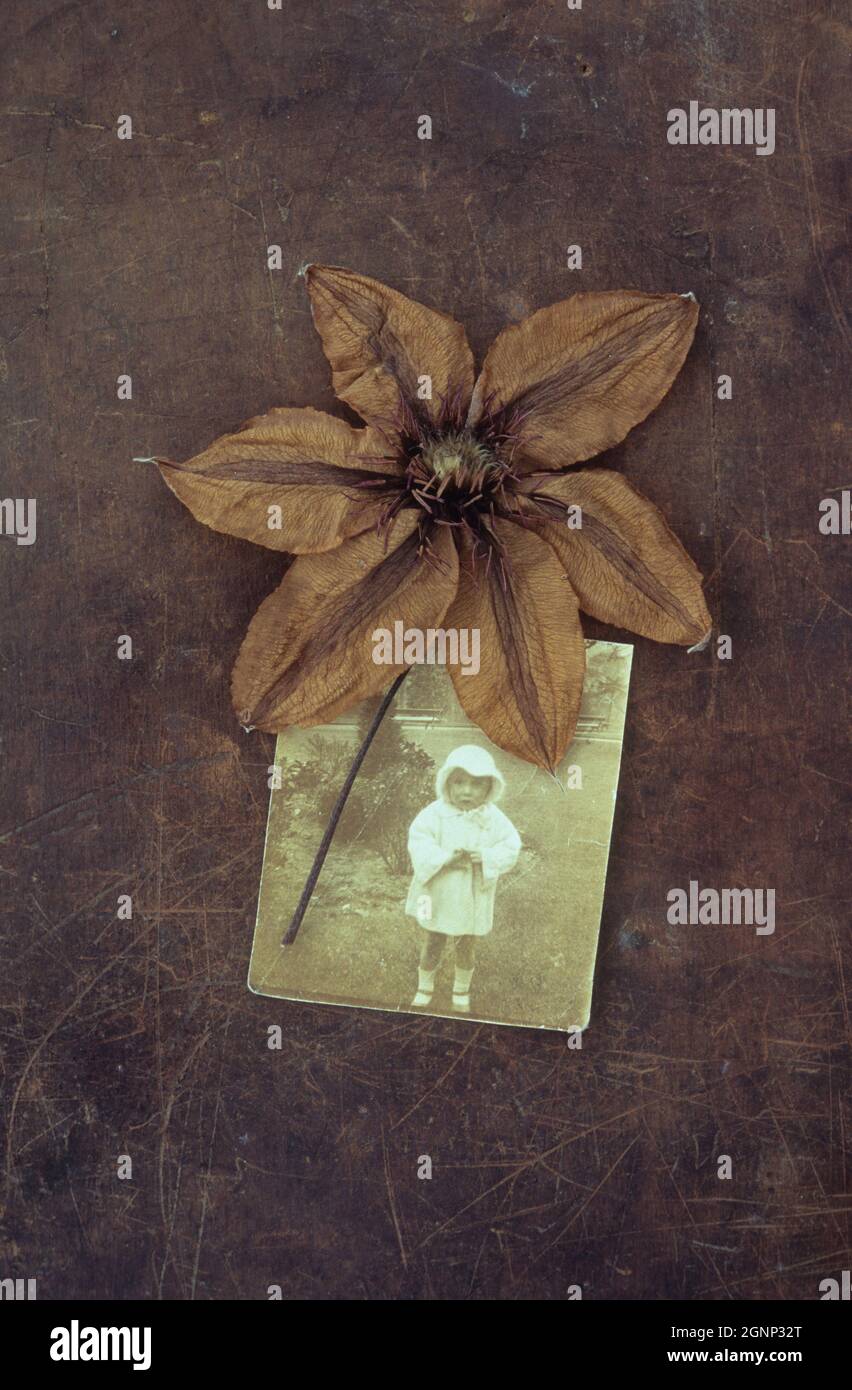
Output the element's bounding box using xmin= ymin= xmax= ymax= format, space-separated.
xmin=250 ymin=641 xmax=633 ymax=1032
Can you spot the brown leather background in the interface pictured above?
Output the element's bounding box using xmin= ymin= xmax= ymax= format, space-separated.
xmin=1 ymin=0 xmax=849 ymax=1299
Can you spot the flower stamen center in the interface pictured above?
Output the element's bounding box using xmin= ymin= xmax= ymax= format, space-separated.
xmin=419 ymin=431 xmax=495 ymax=482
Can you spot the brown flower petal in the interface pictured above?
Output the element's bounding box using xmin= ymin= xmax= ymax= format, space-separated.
xmin=306 ymin=264 xmax=475 ymax=431
xmin=157 ymin=407 xmax=398 ymax=554
xmin=444 ymin=520 xmax=586 ymax=771
xmin=519 ymin=468 xmax=711 ymax=645
xmin=468 ymin=290 xmax=699 ymax=470
xmin=232 ymin=514 xmax=459 ymax=730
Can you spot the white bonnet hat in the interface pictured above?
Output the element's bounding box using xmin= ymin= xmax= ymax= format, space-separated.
xmin=435 ymin=744 xmax=505 ymax=804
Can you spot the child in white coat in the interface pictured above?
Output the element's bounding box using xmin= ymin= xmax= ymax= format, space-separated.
xmin=405 ymin=745 xmax=521 ymax=1013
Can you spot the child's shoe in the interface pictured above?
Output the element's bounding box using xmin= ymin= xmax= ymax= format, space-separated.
xmin=452 ymin=965 xmax=474 ymax=1014
xmin=411 ymin=966 xmax=437 ymax=1008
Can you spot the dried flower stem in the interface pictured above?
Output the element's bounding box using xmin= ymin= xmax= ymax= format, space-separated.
xmin=281 ymin=669 xmax=410 ymax=946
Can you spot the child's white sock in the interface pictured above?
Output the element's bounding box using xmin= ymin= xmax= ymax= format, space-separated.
xmin=411 ymin=965 xmax=437 ymax=1007
xmin=453 ymin=966 xmax=474 ymax=995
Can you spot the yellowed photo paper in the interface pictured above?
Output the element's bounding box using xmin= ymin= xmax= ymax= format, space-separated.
xmin=250 ymin=640 xmax=632 ymax=1031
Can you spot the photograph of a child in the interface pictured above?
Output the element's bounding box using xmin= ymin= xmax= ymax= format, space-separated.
xmin=407 ymin=746 xmax=522 ymax=1014
xmin=250 ymin=642 xmax=632 ymax=1032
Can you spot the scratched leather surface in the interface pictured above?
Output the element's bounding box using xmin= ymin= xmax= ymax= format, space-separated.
xmin=0 ymin=0 xmax=848 ymax=1299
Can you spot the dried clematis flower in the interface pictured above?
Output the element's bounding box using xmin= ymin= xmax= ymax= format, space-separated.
xmin=156 ymin=265 xmax=711 ymax=771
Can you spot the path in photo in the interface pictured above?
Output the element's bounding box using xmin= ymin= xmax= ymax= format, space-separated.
xmin=250 ymin=641 xmax=633 ymax=1032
